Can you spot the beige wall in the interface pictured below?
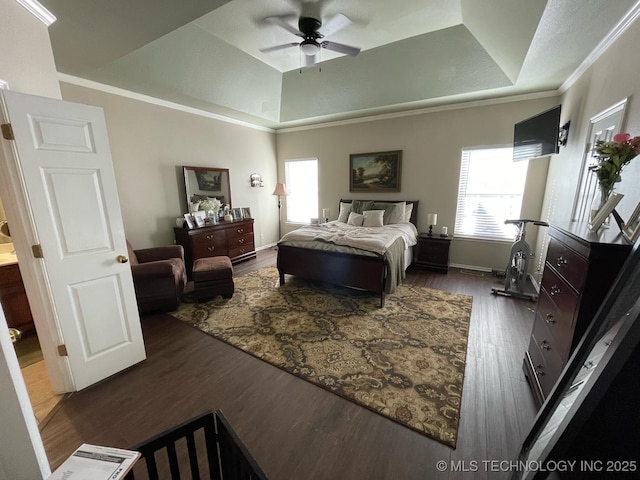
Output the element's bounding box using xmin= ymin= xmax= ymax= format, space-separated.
xmin=276 ymin=96 xmax=558 ymax=271
xmin=60 ymin=82 xmax=278 ymax=249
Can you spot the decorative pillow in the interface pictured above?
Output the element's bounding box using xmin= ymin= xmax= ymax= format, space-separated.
xmin=337 ymin=202 xmax=352 ymax=223
xmin=362 ymin=210 xmax=384 ymax=227
xmin=347 ymin=212 xmax=364 ymax=226
xmin=373 ymin=201 xmax=406 ymax=224
xmin=404 ymin=203 xmax=414 ymax=223
xmin=351 ymin=200 xmax=374 ymax=214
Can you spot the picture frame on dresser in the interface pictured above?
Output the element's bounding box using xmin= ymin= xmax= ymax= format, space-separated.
xmin=183 ymin=213 xmax=195 ymax=229
xmin=622 ymin=201 xmax=640 ymax=243
xmin=588 ymin=192 xmax=623 ymax=231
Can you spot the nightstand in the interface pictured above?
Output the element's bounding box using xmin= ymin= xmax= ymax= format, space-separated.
xmin=415 ymin=234 xmax=452 ymax=273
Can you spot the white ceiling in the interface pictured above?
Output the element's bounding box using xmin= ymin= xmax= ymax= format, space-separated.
xmin=41 ymin=0 xmax=640 ymax=128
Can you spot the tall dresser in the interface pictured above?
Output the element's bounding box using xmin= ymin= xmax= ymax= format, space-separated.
xmin=174 ymin=218 xmax=256 ymax=277
xmin=523 ymin=222 xmax=631 ymax=408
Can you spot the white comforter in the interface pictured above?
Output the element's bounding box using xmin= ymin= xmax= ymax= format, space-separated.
xmin=280 ymin=221 xmax=418 ymax=255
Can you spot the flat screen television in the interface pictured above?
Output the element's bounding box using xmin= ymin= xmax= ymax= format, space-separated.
xmin=513 ymin=105 xmax=561 ymax=161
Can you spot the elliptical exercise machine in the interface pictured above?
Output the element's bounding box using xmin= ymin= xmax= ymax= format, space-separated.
xmin=491 ymin=218 xmax=549 ymax=301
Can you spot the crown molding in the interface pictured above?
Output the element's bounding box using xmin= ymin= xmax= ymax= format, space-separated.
xmin=15 ymin=0 xmax=56 ymax=26
xmin=276 ymin=90 xmax=560 ymax=134
xmin=58 ymin=73 xmax=275 ymax=133
xmin=560 ymin=0 xmax=640 ymax=93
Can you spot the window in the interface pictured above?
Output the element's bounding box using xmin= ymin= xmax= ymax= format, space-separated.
xmin=284 ymin=159 xmax=318 ymax=223
xmin=455 ymin=147 xmax=529 ymax=241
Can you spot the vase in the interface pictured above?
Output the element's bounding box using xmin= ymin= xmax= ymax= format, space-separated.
xmin=590 ymin=184 xmax=613 ymax=226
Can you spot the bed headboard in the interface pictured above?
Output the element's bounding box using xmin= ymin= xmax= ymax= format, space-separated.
xmin=339 ymin=199 xmax=419 ymax=227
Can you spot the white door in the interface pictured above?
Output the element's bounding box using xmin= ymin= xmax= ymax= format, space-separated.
xmin=572 ymin=99 xmax=627 ymax=222
xmin=1 ymin=90 xmax=145 ymax=390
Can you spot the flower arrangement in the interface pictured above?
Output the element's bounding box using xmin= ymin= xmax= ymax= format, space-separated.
xmin=590 ymin=132 xmax=640 ymax=199
xmin=198 ymin=197 xmax=221 ymax=212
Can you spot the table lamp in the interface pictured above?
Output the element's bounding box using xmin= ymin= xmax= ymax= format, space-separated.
xmin=426 ymin=213 xmax=438 ymax=236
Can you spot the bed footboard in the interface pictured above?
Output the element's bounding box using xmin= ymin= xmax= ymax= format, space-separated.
xmin=277 ymin=245 xmax=387 ymax=307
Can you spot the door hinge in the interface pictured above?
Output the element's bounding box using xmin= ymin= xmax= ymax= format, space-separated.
xmin=57 ymin=344 xmax=68 ymax=357
xmin=32 ymin=244 xmax=44 ymax=258
xmin=1 ymin=123 xmax=14 ymax=140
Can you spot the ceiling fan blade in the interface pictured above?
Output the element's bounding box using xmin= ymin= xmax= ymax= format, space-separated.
xmin=260 ymin=43 xmax=300 ymax=53
xmin=263 ymin=16 xmax=302 ymax=36
xmin=322 ymin=41 xmax=360 ymax=56
xmin=320 ymin=13 xmax=352 ymax=37
xmin=305 ymin=54 xmax=317 ymax=67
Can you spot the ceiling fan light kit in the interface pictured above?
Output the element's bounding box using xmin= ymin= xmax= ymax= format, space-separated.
xmin=260 ymin=12 xmax=360 ymax=67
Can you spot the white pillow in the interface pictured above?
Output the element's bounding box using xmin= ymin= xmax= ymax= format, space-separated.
xmin=362 ymin=210 xmax=384 ymax=227
xmin=347 ymin=212 xmax=364 ymax=226
xmin=404 ymin=203 xmax=414 ymax=223
xmin=338 ymin=202 xmax=352 ymax=223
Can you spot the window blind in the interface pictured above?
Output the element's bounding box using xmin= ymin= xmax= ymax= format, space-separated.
xmin=454 ymin=147 xmax=529 ymax=241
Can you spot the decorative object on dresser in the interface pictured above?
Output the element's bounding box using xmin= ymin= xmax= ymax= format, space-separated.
xmin=174 ymin=218 xmax=256 ymax=278
xmin=522 ymin=222 xmax=632 ymax=408
xmin=349 ymin=151 xmax=402 ymax=192
xmin=622 ymin=200 xmax=640 ymax=242
xmin=272 ymin=182 xmax=288 ymax=240
xmin=415 ymin=233 xmax=451 ymax=273
xmin=426 ymin=213 xmax=437 ymax=236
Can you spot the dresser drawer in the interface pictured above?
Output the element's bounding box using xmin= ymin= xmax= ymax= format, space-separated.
xmin=546 ymin=236 xmax=588 ymax=291
xmin=229 ymin=243 xmax=254 ymax=259
xmin=227 ymin=223 xmax=254 ymax=242
xmin=535 ymin=290 xmax=573 ymax=360
xmin=540 ymin=265 xmax=580 ymax=325
xmin=528 ymin=323 xmax=565 ymax=398
xmin=192 ymin=231 xmax=227 ymax=259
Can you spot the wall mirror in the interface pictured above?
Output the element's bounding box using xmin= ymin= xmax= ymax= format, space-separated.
xmin=183 ymin=166 xmax=231 ymax=212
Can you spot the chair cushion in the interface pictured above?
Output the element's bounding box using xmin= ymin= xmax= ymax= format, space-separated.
xmin=126 ymin=240 xmax=139 ymax=265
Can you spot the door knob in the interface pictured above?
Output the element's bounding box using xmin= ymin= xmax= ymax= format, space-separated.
xmin=116 ymin=255 xmax=129 ymax=263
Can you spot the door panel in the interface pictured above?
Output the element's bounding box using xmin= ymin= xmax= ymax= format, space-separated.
xmin=1 ymin=90 xmax=145 ymax=391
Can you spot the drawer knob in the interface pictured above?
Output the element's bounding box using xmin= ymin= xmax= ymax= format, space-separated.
xmin=237 ymin=228 xmax=244 ymax=233
xmin=556 ymin=255 xmax=568 ymax=267
xmin=535 ymin=365 xmax=545 ymax=376
xmin=239 ymin=248 xmax=245 ymax=254
xmin=540 ymin=340 xmax=551 ymax=351
xmin=206 ymin=234 xmax=215 ymax=240
xmin=550 ymin=285 xmax=561 ymax=296
xmin=545 ymin=313 xmax=556 ymax=324
xmin=207 ymin=246 xmax=215 ymax=251
xmin=238 ymin=238 xmax=245 ymax=244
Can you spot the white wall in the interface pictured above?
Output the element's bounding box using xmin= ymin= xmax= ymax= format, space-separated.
xmin=276 ymin=95 xmax=559 ymax=271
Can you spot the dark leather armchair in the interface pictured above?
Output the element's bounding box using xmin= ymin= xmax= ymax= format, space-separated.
xmin=127 ymin=241 xmax=187 ymax=314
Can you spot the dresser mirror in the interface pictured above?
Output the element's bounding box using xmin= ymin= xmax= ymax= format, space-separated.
xmin=183 ymin=166 xmax=231 ymax=212
xmin=512 ymin=245 xmax=640 ymax=480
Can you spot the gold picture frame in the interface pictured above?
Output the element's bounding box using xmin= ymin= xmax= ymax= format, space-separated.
xmin=349 ymin=150 xmax=402 ymax=192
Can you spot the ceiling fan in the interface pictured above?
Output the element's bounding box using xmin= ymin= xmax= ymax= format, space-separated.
xmin=260 ymin=13 xmax=361 ymax=66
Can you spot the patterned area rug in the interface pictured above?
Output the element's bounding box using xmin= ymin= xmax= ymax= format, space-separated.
xmin=172 ymin=267 xmax=473 ymax=448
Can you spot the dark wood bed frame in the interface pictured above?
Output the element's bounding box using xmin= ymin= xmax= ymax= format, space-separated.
xmin=277 ymin=200 xmax=419 ymax=307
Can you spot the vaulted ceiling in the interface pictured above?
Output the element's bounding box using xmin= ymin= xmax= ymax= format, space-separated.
xmin=40 ymin=0 xmax=638 ymax=128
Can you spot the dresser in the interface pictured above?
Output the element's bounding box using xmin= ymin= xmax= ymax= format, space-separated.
xmin=414 ymin=234 xmax=451 ymax=272
xmin=174 ymin=219 xmax=256 ymax=277
xmin=0 ymin=262 xmax=35 ymax=335
xmin=523 ymin=222 xmax=631 ymax=408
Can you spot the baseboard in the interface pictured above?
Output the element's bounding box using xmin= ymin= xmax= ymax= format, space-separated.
xmin=449 ymin=263 xmax=493 ymax=273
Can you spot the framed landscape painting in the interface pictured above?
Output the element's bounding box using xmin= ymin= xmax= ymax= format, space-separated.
xmin=350 ymin=150 xmax=402 ymax=192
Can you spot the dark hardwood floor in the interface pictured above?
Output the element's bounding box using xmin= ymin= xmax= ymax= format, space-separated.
xmin=40 ymin=249 xmax=538 ymax=479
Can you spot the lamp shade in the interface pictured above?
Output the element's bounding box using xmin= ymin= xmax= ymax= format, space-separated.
xmin=426 ymin=213 xmax=438 ymax=226
xmin=272 ymin=183 xmax=288 ymax=196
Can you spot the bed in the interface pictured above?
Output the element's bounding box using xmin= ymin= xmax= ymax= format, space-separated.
xmin=276 ymin=199 xmax=419 ymax=307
